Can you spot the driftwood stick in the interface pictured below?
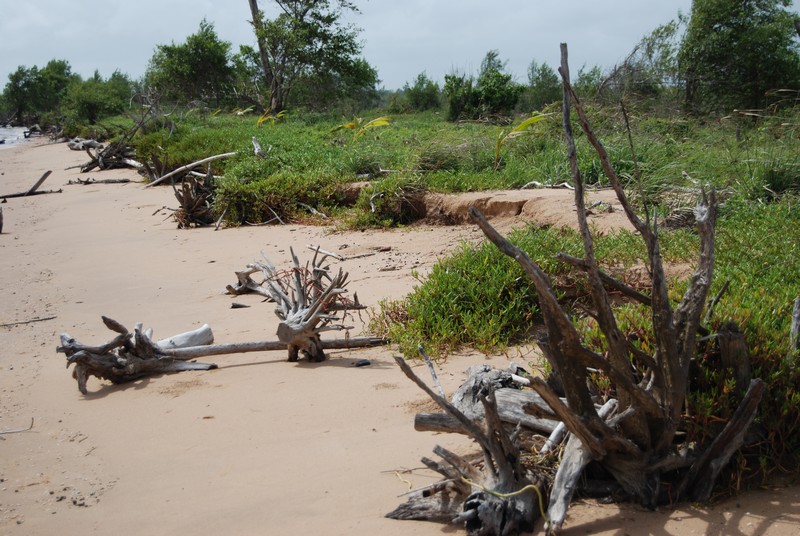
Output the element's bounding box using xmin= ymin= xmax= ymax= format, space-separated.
xmin=540 ymin=422 xmax=567 ymax=456
xmin=0 ymin=315 xmax=57 ymax=328
xmin=0 ymin=206 xmax=3 ymax=234
xmin=0 ymin=418 xmax=34 ymax=436
xmin=704 ymin=279 xmax=730 ymax=325
xmin=1 ymin=188 xmax=62 ymax=199
xmin=26 ymin=170 xmax=52 ymax=195
xmin=545 ymin=399 xmax=617 ymax=535
xmin=555 ymin=252 xmax=652 ymax=306
xmin=419 ymin=345 xmax=446 ymax=399
xmin=146 ymin=152 xmax=236 ymax=188
xmin=161 ymin=336 xmax=387 ymax=359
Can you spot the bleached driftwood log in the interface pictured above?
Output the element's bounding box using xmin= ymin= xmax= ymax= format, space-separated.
xmin=58 ymin=317 xmax=218 ymax=395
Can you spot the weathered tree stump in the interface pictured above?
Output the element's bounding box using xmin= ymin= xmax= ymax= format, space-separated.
xmin=258 ymin=246 xmax=363 ymax=362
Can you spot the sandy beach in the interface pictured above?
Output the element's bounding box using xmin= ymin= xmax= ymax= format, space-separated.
xmin=1 ymin=140 xmax=798 ymax=535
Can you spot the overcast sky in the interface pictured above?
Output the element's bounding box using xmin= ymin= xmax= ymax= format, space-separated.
xmin=0 ymin=0 xmax=776 ymax=92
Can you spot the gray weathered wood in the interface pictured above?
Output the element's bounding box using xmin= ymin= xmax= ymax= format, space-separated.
xmin=146 ymin=152 xmax=236 ymax=188
xmin=545 ymin=400 xmax=617 ymax=535
xmin=415 ymin=388 xmax=560 ymax=435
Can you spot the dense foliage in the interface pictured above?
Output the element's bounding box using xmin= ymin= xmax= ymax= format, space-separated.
xmin=443 ymin=50 xmax=525 ymax=121
xmin=145 ymin=20 xmax=235 ymax=106
xmin=679 ymin=0 xmax=800 ymax=113
xmin=248 ymin=0 xmax=379 ymax=113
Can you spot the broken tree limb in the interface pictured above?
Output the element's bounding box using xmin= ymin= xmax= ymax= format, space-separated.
xmin=555 ymin=252 xmax=652 ymax=306
xmin=0 ymin=188 xmax=62 ymax=199
xmin=67 ymin=177 xmax=132 ymax=185
xmin=0 ymin=315 xmax=57 ymax=328
xmin=146 ymin=152 xmax=236 ymax=188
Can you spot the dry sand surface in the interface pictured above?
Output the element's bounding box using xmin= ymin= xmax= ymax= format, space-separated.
xmin=1 ymin=140 xmax=798 ymax=535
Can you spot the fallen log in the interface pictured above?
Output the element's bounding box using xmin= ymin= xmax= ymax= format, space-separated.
xmin=160 ymin=336 xmax=387 ymax=359
xmin=414 ymin=387 xmax=560 ymax=436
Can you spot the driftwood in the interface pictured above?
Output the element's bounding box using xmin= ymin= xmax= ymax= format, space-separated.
xmin=58 ymin=316 xmax=386 ymax=393
xmin=67 ymin=138 xmax=104 ymax=151
xmin=67 ymin=177 xmax=132 ymax=185
xmin=545 ymin=400 xmax=617 ymax=533
xmin=59 ymin=247 xmax=384 ymax=392
xmin=80 ymin=141 xmax=141 ymax=173
xmin=0 ymin=170 xmax=59 ymax=199
xmin=258 ymin=246 xmax=363 ymax=362
xmin=145 ymin=152 xmax=236 ymax=188
xmin=58 ymin=317 xmax=219 ymax=395
xmin=414 ymin=387 xmax=560 ymax=436
xmin=79 ymin=115 xmax=147 ymax=173
xmin=388 ymin=357 xmax=543 ymax=535
xmin=0 ymin=206 xmax=3 ymax=234
xmin=171 ymin=174 xmax=215 ymax=228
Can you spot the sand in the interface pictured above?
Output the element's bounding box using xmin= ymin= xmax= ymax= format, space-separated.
xmin=1 ymin=140 xmax=797 ymax=535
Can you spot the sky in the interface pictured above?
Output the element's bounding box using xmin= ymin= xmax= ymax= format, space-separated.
xmin=0 ymin=0 xmax=739 ymax=92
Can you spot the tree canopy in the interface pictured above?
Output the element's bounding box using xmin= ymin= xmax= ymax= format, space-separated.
xmin=679 ymin=0 xmax=800 ymax=112
xmin=247 ymin=0 xmax=378 ymax=112
xmin=145 ymin=19 xmax=235 ymax=106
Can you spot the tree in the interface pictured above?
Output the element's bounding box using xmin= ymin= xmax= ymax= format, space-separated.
xmin=145 ymin=19 xmax=234 ymax=105
xmin=1 ymin=59 xmax=77 ymax=124
xmin=62 ymin=70 xmax=133 ymax=124
xmin=247 ymin=0 xmax=378 ymax=113
xmin=602 ymin=20 xmax=684 ymax=105
xmin=403 ymin=72 xmax=441 ymax=112
xmin=679 ymin=0 xmax=800 ymax=113
xmin=443 ymin=51 xmax=523 ymax=120
xmin=476 ymin=50 xmax=523 ymax=116
xmin=525 ymin=60 xmax=561 ymax=109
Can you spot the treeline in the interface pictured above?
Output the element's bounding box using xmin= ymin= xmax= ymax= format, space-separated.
xmin=389 ymin=0 xmax=800 ymax=119
xmin=2 ymin=0 xmax=800 ymax=132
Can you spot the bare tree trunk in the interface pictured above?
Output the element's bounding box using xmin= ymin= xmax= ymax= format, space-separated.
xmin=247 ymin=0 xmax=283 ymax=113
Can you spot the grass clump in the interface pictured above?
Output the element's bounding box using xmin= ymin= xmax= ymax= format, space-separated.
xmin=373 ymin=223 xmax=698 ymax=356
